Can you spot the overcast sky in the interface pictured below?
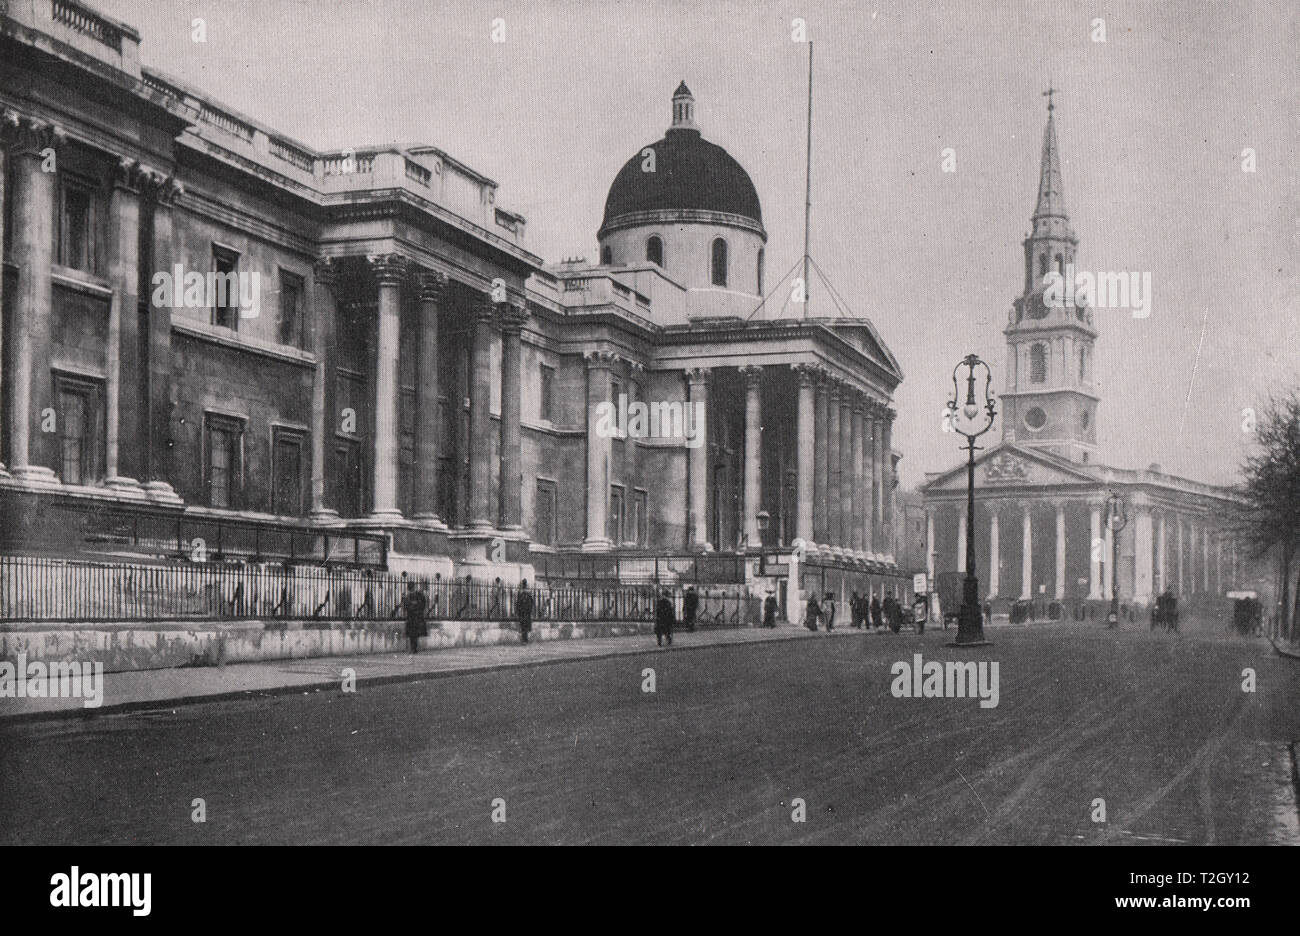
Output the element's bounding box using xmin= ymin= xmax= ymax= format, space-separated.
xmin=95 ymin=0 xmax=1298 ymax=489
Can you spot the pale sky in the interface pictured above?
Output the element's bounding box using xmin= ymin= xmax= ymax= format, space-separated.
xmin=95 ymin=0 xmax=1299 ymax=488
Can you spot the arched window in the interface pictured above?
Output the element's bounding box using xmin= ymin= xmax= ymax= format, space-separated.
xmin=756 ymin=247 xmax=765 ymax=294
xmin=645 ymin=235 xmax=663 ymax=267
xmin=1030 ymin=343 xmax=1047 ymax=383
xmin=600 ymin=245 xmax=612 ymax=266
xmin=711 ymin=237 xmax=728 ymax=287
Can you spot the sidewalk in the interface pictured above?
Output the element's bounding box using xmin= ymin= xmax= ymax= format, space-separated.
xmin=0 ymin=621 xmax=872 ymax=723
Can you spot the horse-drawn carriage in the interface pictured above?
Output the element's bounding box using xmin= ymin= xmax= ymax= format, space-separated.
xmin=1229 ymin=591 xmax=1263 ymax=637
xmin=1150 ymin=591 xmax=1179 ymax=633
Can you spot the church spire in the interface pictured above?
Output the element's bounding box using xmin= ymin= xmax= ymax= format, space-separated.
xmin=1033 ymin=84 xmax=1067 ymax=226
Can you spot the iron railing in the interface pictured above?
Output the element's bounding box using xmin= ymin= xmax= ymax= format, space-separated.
xmin=535 ymin=552 xmax=747 ymax=584
xmin=0 ymin=555 xmax=758 ymax=626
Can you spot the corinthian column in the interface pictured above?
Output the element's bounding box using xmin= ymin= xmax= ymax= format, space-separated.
xmin=813 ymin=372 xmax=828 ymax=545
xmin=826 ymin=381 xmax=841 ymax=548
xmin=7 ymin=116 xmax=63 ymax=483
xmin=498 ymin=300 xmax=527 ymax=532
xmin=583 ymin=350 xmax=616 ymax=551
xmin=105 ymin=157 xmax=144 ymax=493
xmin=413 ymin=270 xmax=446 ymax=527
xmin=988 ymin=506 xmax=1000 ymax=599
xmin=839 ymin=390 xmax=853 ymax=553
xmin=871 ymin=403 xmax=885 ymax=555
xmin=851 ymin=393 xmax=865 ymax=554
xmin=141 ymin=172 xmax=183 ymax=503
xmin=686 ymin=367 xmax=711 ymax=551
xmin=740 ymin=365 xmax=763 ymax=547
xmin=467 ymin=293 xmax=495 ymax=530
xmin=367 ymin=254 xmax=406 ymax=521
xmin=310 ymin=257 xmax=342 ymax=523
xmin=794 ymin=364 xmax=817 ymax=544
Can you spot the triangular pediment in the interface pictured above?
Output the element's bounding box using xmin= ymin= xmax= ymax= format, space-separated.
xmin=919 ymin=442 xmax=1099 ymax=493
xmin=826 ymin=319 xmax=903 ymax=382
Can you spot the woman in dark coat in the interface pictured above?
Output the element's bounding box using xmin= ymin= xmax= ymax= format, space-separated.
xmin=805 ymin=595 xmax=822 ymax=632
xmin=655 ymin=590 xmax=675 ymax=647
xmin=870 ymin=594 xmax=883 ymax=630
xmin=763 ymin=593 xmax=778 ymax=628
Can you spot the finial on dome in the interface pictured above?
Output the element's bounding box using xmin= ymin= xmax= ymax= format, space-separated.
xmin=671 ymin=81 xmax=696 ymax=131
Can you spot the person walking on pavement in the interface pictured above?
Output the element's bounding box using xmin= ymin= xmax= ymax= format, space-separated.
xmin=395 ymin=581 xmax=428 ymax=654
xmin=516 ymin=579 xmax=535 ymax=644
xmin=871 ymin=594 xmax=883 ymax=630
xmin=822 ymin=592 xmax=837 ymax=632
xmin=850 ymin=591 xmax=863 ymax=628
xmin=683 ymin=585 xmax=699 ymax=633
xmin=655 ymin=589 xmax=676 ymax=647
xmin=763 ymin=592 xmax=778 ymax=628
xmin=804 ymin=594 xmax=822 ymax=632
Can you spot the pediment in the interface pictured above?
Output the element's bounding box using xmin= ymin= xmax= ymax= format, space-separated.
xmin=920 ymin=442 xmax=1098 ymax=493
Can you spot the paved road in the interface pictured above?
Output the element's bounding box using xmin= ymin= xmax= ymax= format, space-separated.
xmin=1 ymin=625 xmax=1296 ymax=845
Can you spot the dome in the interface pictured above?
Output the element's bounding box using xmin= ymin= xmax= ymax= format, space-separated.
xmin=599 ymin=83 xmax=764 ymax=238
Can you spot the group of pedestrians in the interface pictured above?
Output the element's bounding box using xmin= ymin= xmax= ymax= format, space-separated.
xmin=804 ymin=589 xmax=905 ymax=633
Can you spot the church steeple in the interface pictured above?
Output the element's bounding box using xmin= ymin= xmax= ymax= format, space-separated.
xmin=1004 ymin=87 xmax=1099 ymax=465
xmin=670 ymin=81 xmax=698 ymax=133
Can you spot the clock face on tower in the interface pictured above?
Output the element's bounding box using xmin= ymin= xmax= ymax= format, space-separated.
xmin=1024 ymin=406 xmax=1048 ymax=430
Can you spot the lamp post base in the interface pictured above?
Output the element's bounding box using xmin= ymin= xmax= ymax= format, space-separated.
xmin=948 ymin=575 xmax=993 ymax=647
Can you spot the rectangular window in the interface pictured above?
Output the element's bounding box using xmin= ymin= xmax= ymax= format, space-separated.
xmin=534 ymin=478 xmax=557 ymax=546
xmin=205 ymin=413 xmax=244 ymax=508
xmin=211 ymin=245 xmax=240 ymax=331
xmin=332 ymin=440 xmax=363 ymax=518
xmin=278 ymin=270 xmax=304 ymax=348
xmin=608 ymin=485 xmax=624 ymax=544
xmin=54 ymin=375 xmax=102 ymax=484
xmin=59 ymin=178 xmax=99 ymax=274
xmin=271 ymin=428 xmax=304 ymax=516
xmin=633 ymin=489 xmax=648 ymax=546
xmin=539 ymin=364 xmax=555 ymax=422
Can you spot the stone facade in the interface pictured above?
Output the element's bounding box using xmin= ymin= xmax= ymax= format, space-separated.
xmin=0 ymin=2 xmax=906 ymax=600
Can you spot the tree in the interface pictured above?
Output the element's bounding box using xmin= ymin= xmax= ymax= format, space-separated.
xmin=1239 ymin=388 xmax=1300 ymax=641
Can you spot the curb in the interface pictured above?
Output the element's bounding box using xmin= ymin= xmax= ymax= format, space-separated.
xmin=0 ymin=626 xmax=871 ymax=726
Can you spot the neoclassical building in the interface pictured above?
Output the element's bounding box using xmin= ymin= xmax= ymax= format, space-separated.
xmin=920 ymin=98 xmax=1247 ymax=610
xmin=0 ymin=2 xmax=906 ymax=602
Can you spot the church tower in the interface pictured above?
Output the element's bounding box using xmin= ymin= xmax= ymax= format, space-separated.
xmin=1001 ymin=90 xmax=1100 ymax=463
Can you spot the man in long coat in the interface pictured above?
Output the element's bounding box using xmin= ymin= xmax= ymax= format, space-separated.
xmin=870 ymin=594 xmax=883 ymax=630
xmin=655 ymin=590 xmax=675 ymax=647
xmin=396 ymin=582 xmax=428 ymax=654
xmin=682 ymin=586 xmax=699 ymax=633
xmin=516 ymin=579 xmax=535 ymax=644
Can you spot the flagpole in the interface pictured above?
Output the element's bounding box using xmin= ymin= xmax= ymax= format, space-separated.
xmin=802 ymin=40 xmax=813 ymax=318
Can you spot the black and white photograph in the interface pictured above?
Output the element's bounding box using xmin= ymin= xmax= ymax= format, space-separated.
xmin=0 ymin=0 xmax=1296 ymax=913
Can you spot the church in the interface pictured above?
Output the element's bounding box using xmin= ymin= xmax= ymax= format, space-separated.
xmin=0 ymin=2 xmax=909 ymax=611
xmin=919 ymin=97 xmax=1247 ymax=614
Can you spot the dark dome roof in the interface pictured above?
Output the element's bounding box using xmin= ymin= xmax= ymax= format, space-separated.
xmin=601 ymin=128 xmax=763 ymax=232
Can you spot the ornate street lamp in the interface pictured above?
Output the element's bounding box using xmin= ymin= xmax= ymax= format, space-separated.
xmin=1105 ymin=474 xmax=1128 ymax=629
xmin=756 ymin=509 xmax=771 ymax=575
xmin=947 ymin=354 xmax=997 ymax=646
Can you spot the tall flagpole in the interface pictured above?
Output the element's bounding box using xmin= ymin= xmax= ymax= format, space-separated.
xmin=802 ymin=40 xmax=813 ymax=318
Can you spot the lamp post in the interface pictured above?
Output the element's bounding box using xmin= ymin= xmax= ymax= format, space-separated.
xmin=947 ymin=353 xmax=997 ymax=646
xmin=1105 ymin=475 xmax=1128 ymax=629
xmin=756 ymin=509 xmax=771 ymax=576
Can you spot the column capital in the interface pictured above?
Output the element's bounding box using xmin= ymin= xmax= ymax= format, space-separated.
xmin=827 ymin=379 xmax=842 ymax=401
xmin=367 ymin=253 xmax=408 ymax=287
xmin=685 ymin=366 xmax=711 ymax=385
xmin=498 ymin=299 xmax=529 ymax=333
xmin=1 ymin=111 xmax=66 ymax=156
xmin=139 ymin=169 xmax=184 ymax=206
xmin=616 ymin=354 xmax=646 ymax=374
xmin=111 ymin=157 xmax=148 ymax=194
xmin=417 ymin=269 xmax=447 ymax=303
xmin=313 ymin=256 xmax=341 ymax=288
xmin=793 ymin=362 xmax=822 ymax=387
xmin=584 ymin=349 xmax=619 ymax=371
xmin=739 ymin=364 xmax=763 ymax=387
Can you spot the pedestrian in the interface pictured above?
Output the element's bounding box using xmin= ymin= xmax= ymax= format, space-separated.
xmin=395 ymin=581 xmax=428 ymax=654
xmin=683 ymin=585 xmax=699 ymax=633
xmin=822 ymin=592 xmax=837 ymax=632
xmin=804 ymin=594 xmax=821 ymax=632
xmin=654 ymin=589 xmax=675 ymax=647
xmin=850 ymin=591 xmax=863 ymax=628
xmin=871 ymin=594 xmax=883 ymax=630
xmin=763 ymin=592 xmax=778 ymax=628
xmin=516 ymin=579 xmax=535 ymax=644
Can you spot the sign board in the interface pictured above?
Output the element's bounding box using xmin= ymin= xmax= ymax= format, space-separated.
xmin=912 ymin=573 xmax=928 ymax=594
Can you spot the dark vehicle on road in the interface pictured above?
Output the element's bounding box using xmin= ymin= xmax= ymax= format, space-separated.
xmin=1150 ymin=591 xmax=1179 ymax=633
